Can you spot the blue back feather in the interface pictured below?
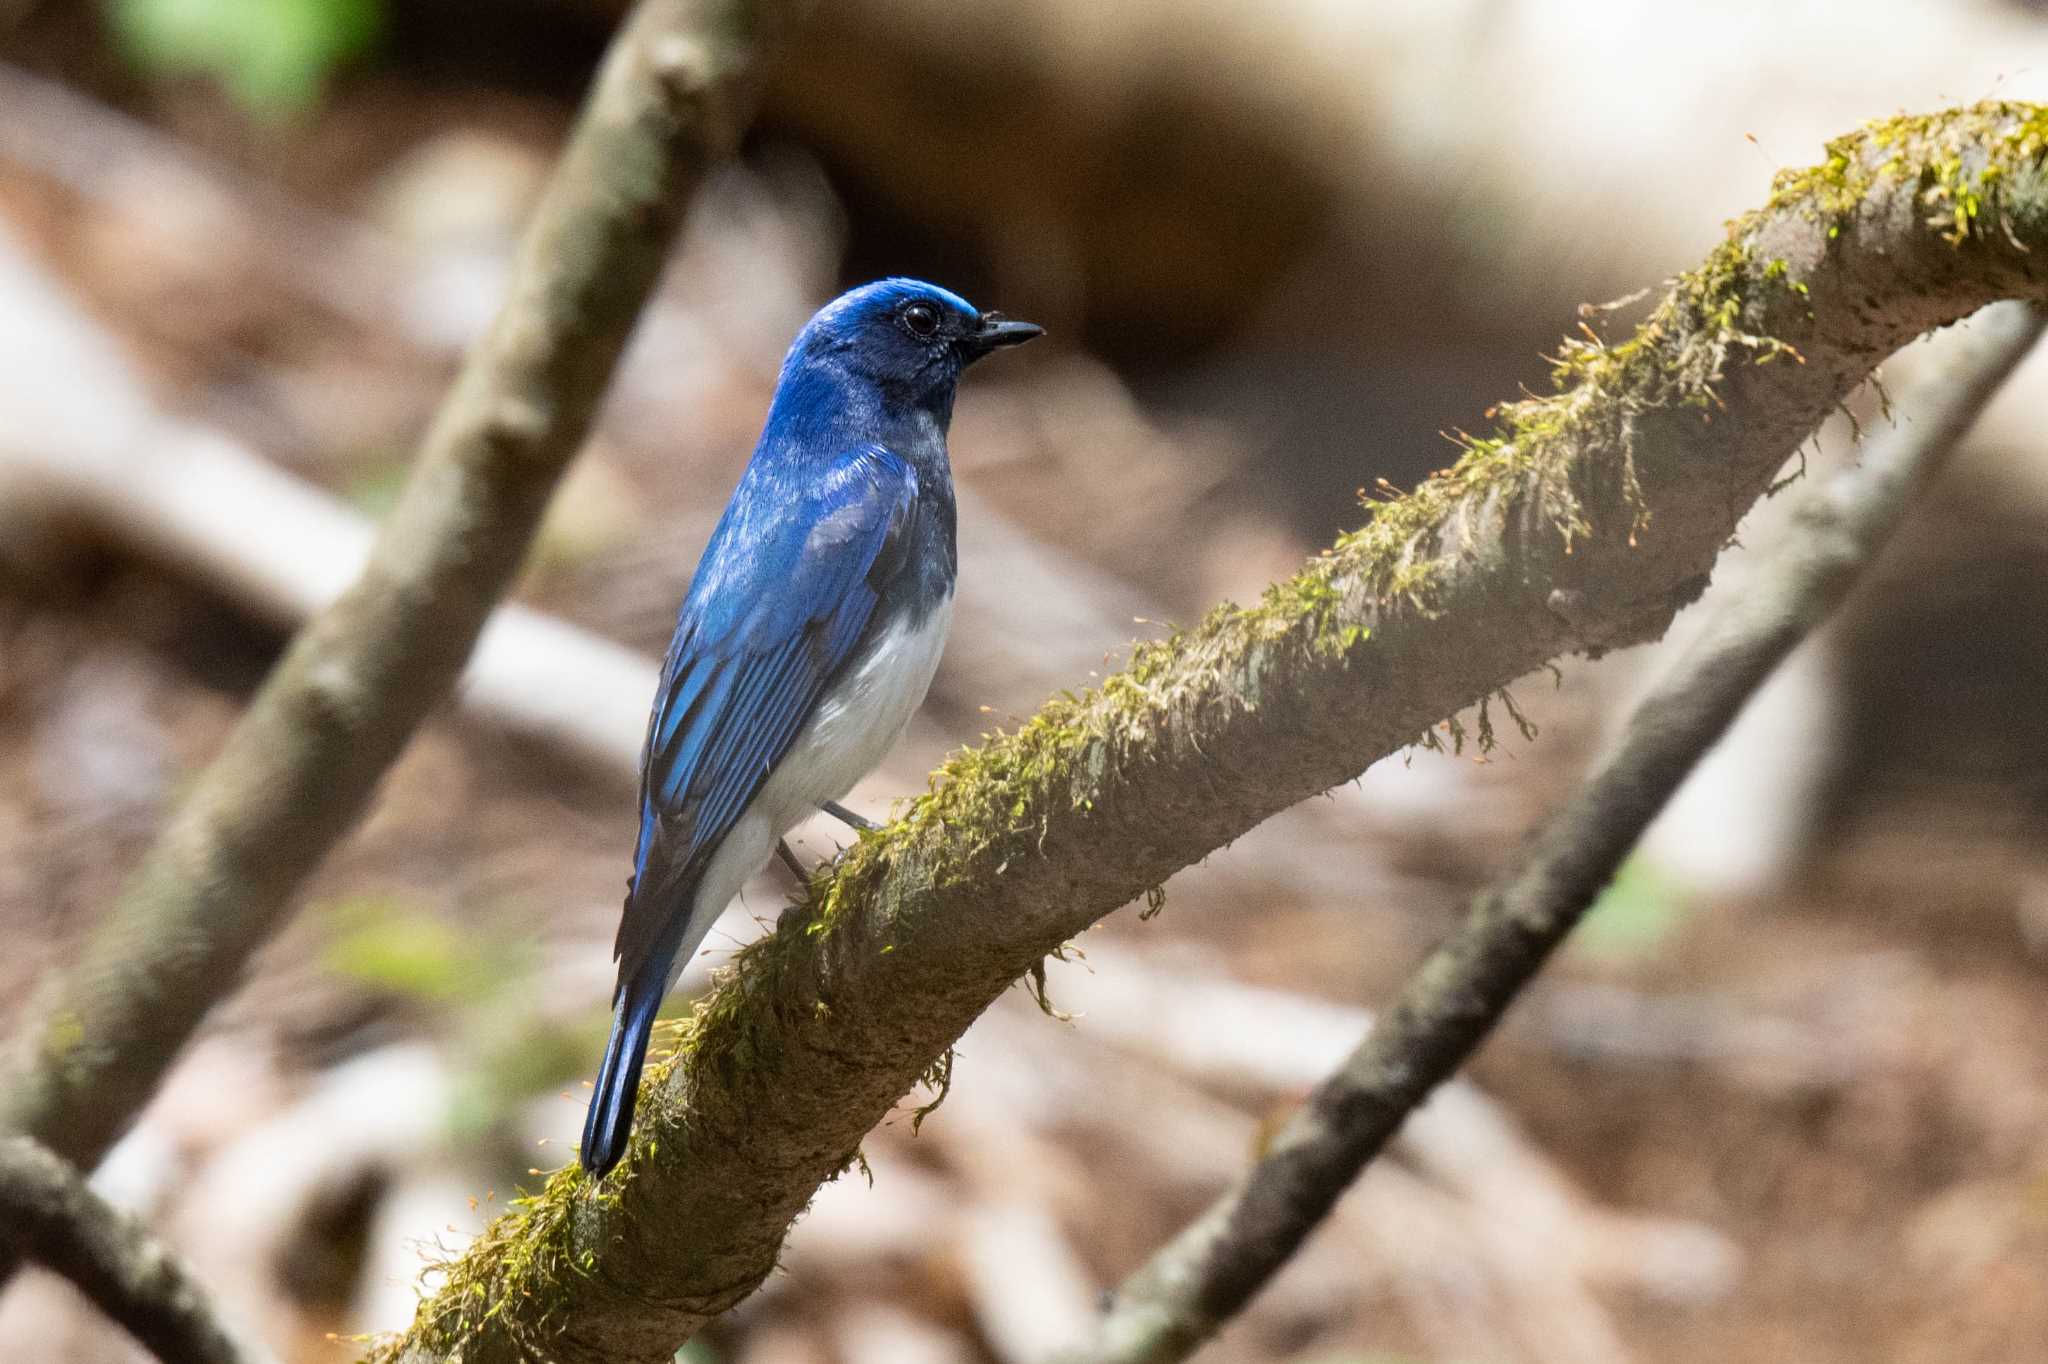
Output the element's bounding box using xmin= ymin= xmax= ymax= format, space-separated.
xmin=582 ymin=278 xmax=996 ymax=1177
xmin=613 ymin=443 xmax=920 ymax=986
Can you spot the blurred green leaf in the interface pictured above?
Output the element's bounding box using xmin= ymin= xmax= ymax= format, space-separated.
xmin=1574 ymin=854 xmax=1691 ymax=961
xmin=106 ymin=0 xmax=383 ymax=116
xmin=321 ymin=895 xmax=523 ymax=1007
xmin=343 ymin=459 xmax=410 ymax=522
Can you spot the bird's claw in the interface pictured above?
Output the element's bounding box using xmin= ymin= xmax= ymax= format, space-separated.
xmin=819 ymin=799 xmax=878 ymax=832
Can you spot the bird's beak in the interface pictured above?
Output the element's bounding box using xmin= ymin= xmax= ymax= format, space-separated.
xmin=962 ymin=311 xmax=1044 ymax=361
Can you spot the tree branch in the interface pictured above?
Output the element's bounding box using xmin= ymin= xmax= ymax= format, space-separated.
xmin=1066 ymin=298 xmax=2046 ymax=1362
xmin=0 ymin=0 xmax=778 ymax=1172
xmin=367 ymin=105 xmax=2048 ymax=1364
xmin=0 ymin=1136 xmax=274 ymax=1364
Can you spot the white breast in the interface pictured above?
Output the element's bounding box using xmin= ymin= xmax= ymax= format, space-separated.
xmin=666 ymin=593 xmax=953 ymax=986
xmin=773 ymin=592 xmax=954 ymax=815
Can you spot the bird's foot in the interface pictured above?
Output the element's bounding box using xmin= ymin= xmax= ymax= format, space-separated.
xmin=819 ymin=799 xmax=878 ymax=833
xmin=774 ymin=838 xmax=808 ymax=881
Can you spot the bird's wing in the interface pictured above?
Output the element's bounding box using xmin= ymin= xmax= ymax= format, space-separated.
xmin=615 ymin=443 xmax=920 ymax=988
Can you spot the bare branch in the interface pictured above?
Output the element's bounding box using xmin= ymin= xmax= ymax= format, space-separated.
xmin=0 ymin=241 xmax=656 ymax=776
xmin=0 ymin=1136 xmax=274 ymax=1364
xmin=370 ymin=107 xmax=2048 ymax=1364
xmin=0 ymin=0 xmax=779 ymax=1170
xmin=1068 ymin=299 xmax=2047 ymax=1362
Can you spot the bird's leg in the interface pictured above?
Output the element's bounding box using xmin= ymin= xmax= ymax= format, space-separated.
xmin=774 ymin=838 xmax=808 ymax=881
xmin=819 ymin=799 xmax=877 ymax=833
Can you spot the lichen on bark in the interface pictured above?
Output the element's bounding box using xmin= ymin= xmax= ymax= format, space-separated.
xmin=372 ymin=101 xmax=2048 ymax=1364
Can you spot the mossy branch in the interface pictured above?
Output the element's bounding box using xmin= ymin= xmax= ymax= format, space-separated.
xmin=1067 ymin=298 xmax=2047 ymax=1364
xmin=369 ymin=103 xmax=2048 ymax=1364
xmin=0 ymin=0 xmax=778 ymax=1169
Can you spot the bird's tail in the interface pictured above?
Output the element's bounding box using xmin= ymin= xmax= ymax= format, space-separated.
xmin=580 ymin=967 xmax=665 ymax=1177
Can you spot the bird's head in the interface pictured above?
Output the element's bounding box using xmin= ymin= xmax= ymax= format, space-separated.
xmin=791 ymin=278 xmax=1042 ymax=408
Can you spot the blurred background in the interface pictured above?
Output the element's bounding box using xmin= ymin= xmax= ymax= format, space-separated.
xmin=2 ymin=1 xmax=2048 ymax=1361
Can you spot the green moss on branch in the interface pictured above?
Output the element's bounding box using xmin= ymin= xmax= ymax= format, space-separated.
xmin=374 ymin=102 xmax=2048 ymax=1364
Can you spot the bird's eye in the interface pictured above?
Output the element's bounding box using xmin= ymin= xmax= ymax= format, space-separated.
xmin=902 ymin=302 xmax=941 ymax=338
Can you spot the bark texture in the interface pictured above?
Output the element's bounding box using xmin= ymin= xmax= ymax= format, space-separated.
xmin=1067 ymin=299 xmax=2047 ymax=1363
xmin=374 ymin=106 xmax=2048 ymax=1364
xmin=0 ymin=1136 xmax=274 ymax=1364
xmin=0 ymin=0 xmax=778 ymax=1169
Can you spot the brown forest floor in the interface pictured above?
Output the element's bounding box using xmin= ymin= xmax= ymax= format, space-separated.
xmin=2 ymin=25 xmax=2047 ymax=1363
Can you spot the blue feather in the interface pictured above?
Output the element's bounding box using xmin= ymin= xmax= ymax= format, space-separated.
xmin=627 ymin=445 xmax=918 ymax=909
xmin=580 ymin=961 xmax=667 ymax=1178
xmin=580 ymin=279 xmax=1038 ymax=1177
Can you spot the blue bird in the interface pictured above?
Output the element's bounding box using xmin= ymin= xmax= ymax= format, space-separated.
xmin=580 ymin=279 xmax=1041 ymax=1177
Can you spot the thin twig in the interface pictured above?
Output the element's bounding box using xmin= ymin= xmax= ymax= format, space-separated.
xmin=0 ymin=1136 xmax=275 ymax=1364
xmin=0 ymin=0 xmax=779 ymax=1171
xmin=1065 ymin=300 xmax=2047 ymax=1363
